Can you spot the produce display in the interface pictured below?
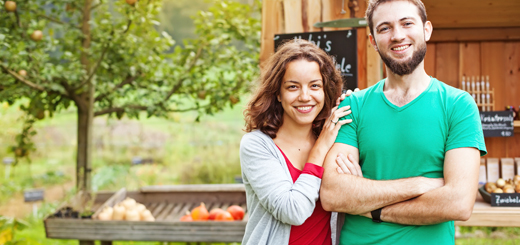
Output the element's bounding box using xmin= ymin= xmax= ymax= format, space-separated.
xmin=180 ymin=202 xmax=245 ymax=222
xmin=484 ymin=175 xmax=520 ymax=194
xmin=97 ymin=197 xmax=155 ymax=221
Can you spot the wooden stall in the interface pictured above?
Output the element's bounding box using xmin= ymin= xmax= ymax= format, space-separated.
xmin=44 ymin=184 xmax=247 ymax=244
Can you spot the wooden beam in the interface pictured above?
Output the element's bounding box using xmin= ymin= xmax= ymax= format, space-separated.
xmin=260 ymin=0 xmax=284 ymax=67
xmin=283 ymin=0 xmax=304 ymax=33
xmin=430 ymin=27 xmax=520 ymax=42
xmin=424 ymin=0 xmax=520 ymax=29
xmin=305 ymin=0 xmax=322 ymax=32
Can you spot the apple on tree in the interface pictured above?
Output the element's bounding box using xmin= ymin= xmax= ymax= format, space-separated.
xmin=4 ymin=1 xmax=16 ymax=12
xmin=30 ymin=30 xmax=43 ymax=41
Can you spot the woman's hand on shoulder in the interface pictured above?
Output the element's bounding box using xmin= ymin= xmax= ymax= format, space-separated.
xmin=335 ymin=153 xmax=363 ymax=177
xmin=335 ymin=88 xmax=359 ymax=106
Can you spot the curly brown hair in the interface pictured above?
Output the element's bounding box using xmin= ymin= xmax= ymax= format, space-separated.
xmin=244 ymin=39 xmax=343 ymax=138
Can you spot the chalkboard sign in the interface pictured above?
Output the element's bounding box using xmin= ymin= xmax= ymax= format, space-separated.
xmin=274 ymin=30 xmax=358 ymax=90
xmin=480 ymin=111 xmax=514 ymax=137
xmin=491 ymin=193 xmax=520 ymax=207
xmin=24 ymin=189 xmax=44 ymax=202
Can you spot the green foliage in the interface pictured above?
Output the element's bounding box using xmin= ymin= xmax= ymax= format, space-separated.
xmin=0 ymin=215 xmax=40 ymax=245
xmin=0 ymin=0 xmax=261 ymax=168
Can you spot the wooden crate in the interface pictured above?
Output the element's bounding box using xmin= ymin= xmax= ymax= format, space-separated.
xmin=44 ymin=184 xmax=247 ymax=242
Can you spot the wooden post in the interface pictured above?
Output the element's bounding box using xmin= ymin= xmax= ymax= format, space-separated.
xmin=79 ymin=241 xmax=94 ymax=245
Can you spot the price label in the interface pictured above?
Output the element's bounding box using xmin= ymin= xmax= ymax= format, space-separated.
xmin=24 ymin=189 xmax=44 ymax=202
xmin=480 ymin=111 xmax=514 ymax=138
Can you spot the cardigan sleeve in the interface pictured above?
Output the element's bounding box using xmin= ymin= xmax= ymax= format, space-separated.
xmin=240 ymin=131 xmax=322 ymax=226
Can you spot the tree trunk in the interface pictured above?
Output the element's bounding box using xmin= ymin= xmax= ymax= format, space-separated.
xmin=76 ymin=92 xmax=93 ymax=193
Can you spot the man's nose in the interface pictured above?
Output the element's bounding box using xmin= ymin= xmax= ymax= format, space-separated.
xmin=391 ymin=27 xmax=405 ymax=42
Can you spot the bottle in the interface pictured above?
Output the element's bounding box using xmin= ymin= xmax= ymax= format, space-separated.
xmin=486 ymin=76 xmax=490 ymax=92
xmin=471 ymin=76 xmax=475 ymax=92
xmin=481 ymin=76 xmax=485 ymax=93
xmin=506 ymin=106 xmax=517 ymax=119
xmin=481 ymin=94 xmax=486 ymax=111
xmin=461 ymin=76 xmax=466 ymax=91
xmin=486 ymin=94 xmax=491 ymax=111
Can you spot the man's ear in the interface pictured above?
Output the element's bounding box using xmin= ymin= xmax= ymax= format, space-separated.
xmin=424 ymin=21 xmax=433 ymax=42
xmin=369 ymin=34 xmax=378 ymax=52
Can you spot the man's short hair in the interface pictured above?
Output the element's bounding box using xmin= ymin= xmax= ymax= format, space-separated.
xmin=365 ymin=0 xmax=428 ymax=37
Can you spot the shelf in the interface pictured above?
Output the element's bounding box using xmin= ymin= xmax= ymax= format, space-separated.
xmin=515 ymin=121 xmax=520 ymax=133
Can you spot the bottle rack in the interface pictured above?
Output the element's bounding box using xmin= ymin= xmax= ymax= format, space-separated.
xmin=460 ymin=75 xmax=495 ymax=111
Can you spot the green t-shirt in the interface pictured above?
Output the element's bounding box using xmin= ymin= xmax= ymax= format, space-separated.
xmin=336 ymin=78 xmax=487 ymax=245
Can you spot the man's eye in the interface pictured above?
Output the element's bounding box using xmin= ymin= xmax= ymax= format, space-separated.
xmin=379 ymin=27 xmax=389 ymax=32
xmin=404 ymin=22 xmax=413 ymax=26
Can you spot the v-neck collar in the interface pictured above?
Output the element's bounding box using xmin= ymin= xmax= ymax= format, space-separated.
xmin=379 ymin=77 xmax=434 ymax=112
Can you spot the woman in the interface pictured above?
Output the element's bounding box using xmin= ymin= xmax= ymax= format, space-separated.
xmin=240 ymin=39 xmax=352 ymax=244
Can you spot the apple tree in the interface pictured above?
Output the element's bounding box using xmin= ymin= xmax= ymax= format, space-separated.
xmin=0 ymin=0 xmax=260 ymax=192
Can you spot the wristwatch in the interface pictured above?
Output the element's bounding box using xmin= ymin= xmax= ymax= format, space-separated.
xmin=371 ymin=208 xmax=383 ymax=223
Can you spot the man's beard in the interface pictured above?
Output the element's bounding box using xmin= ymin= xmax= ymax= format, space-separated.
xmin=379 ymin=42 xmax=427 ymax=76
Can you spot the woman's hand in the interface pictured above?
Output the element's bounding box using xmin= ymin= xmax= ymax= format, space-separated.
xmin=335 ymin=153 xmax=363 ymax=177
xmin=336 ymin=88 xmax=360 ymax=105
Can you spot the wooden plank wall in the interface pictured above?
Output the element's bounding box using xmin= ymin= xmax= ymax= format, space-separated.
xmin=424 ymin=41 xmax=520 ymax=157
xmin=260 ymin=0 xmax=376 ymax=90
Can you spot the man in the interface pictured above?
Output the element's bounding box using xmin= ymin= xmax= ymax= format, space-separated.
xmin=320 ymin=0 xmax=487 ymax=244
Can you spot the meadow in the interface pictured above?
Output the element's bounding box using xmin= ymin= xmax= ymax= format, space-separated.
xmin=0 ymin=97 xmax=519 ymax=244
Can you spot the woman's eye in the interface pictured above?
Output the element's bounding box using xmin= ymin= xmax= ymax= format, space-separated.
xmin=288 ymin=85 xmax=297 ymax=89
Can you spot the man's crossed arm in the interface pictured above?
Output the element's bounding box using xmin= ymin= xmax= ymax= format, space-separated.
xmin=320 ymin=143 xmax=480 ymax=225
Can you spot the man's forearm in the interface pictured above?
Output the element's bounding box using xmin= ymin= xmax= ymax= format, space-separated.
xmin=380 ymin=184 xmax=477 ymax=225
xmin=320 ymin=143 xmax=443 ymax=214
xmin=321 ymin=173 xmax=440 ymax=214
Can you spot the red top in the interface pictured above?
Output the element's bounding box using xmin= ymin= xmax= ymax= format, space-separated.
xmin=276 ymin=146 xmax=332 ymax=245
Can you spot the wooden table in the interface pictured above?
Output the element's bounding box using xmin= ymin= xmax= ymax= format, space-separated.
xmin=455 ymin=194 xmax=520 ymax=227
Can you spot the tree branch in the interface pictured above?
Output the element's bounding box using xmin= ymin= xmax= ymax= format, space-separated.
xmin=0 ymin=63 xmax=46 ymax=92
xmin=90 ymin=2 xmax=102 ymax=10
xmin=75 ymin=42 xmax=110 ymax=91
xmin=123 ymin=20 xmax=133 ymax=34
xmin=95 ymin=75 xmax=139 ymax=102
xmin=35 ymin=13 xmax=81 ymax=29
xmin=164 ymin=46 xmax=204 ymax=101
xmin=94 ymin=104 xmax=210 ymax=117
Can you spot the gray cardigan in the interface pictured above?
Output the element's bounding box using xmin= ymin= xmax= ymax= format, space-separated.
xmin=240 ymin=130 xmax=340 ymax=245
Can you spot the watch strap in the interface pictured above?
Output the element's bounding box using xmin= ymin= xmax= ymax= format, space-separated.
xmin=371 ymin=208 xmax=383 ymax=223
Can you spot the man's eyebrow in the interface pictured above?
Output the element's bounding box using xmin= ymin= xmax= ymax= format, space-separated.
xmin=375 ymin=16 xmax=416 ymax=30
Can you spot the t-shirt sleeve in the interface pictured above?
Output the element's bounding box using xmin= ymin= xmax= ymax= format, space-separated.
xmin=335 ymin=95 xmax=359 ymax=148
xmin=446 ymin=92 xmax=487 ymax=156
